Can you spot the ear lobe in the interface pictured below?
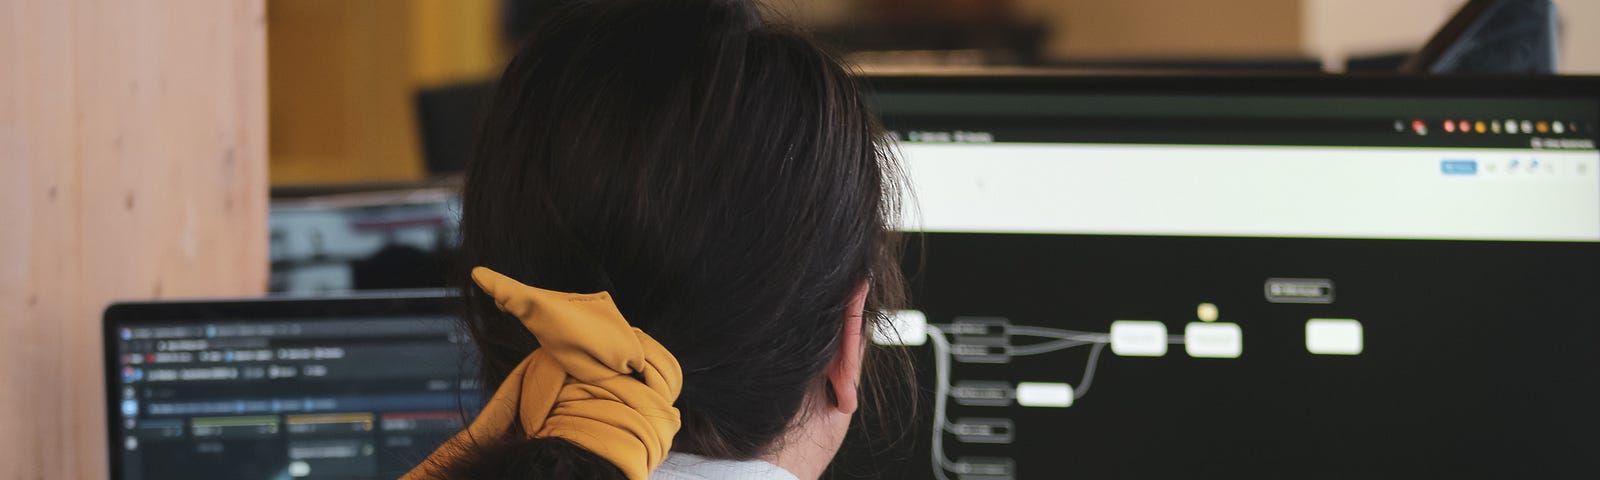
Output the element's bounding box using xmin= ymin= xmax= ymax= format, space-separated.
xmin=826 ymin=281 xmax=870 ymax=415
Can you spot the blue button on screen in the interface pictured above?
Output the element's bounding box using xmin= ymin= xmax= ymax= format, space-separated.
xmin=1441 ymin=159 xmax=1478 ymax=175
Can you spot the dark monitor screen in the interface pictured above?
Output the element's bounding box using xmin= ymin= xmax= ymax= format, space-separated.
xmin=866 ymin=75 xmax=1600 ymax=479
xmin=104 ymin=293 xmax=475 ymax=480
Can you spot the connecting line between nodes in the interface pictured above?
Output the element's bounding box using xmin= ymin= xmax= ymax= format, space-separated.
xmin=1002 ymin=325 xmax=1108 ymax=343
xmin=994 ymin=325 xmax=1115 ymax=400
xmin=924 ymin=324 xmax=960 ymax=480
xmin=1074 ymin=342 xmax=1107 ymax=399
xmin=925 ymin=322 xmax=1188 ymax=477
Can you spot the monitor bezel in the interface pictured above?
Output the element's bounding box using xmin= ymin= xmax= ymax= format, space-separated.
xmin=862 ymin=72 xmax=1600 ymax=101
xmin=101 ymin=291 xmax=458 ymax=480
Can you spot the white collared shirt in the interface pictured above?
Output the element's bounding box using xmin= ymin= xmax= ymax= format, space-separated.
xmin=650 ymin=452 xmax=799 ymax=480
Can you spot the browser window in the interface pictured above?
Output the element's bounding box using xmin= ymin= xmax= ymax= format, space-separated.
xmin=871 ymin=81 xmax=1600 ymax=478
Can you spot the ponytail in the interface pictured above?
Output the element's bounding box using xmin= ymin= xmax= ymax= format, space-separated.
xmin=445 ymin=0 xmax=915 ymax=477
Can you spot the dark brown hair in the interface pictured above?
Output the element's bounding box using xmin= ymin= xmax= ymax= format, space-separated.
xmin=430 ymin=0 xmax=912 ymax=478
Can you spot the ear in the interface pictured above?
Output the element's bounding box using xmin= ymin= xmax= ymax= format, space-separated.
xmin=826 ymin=280 xmax=871 ymax=415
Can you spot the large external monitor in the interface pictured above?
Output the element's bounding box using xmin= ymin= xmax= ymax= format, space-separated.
xmin=103 ymin=293 xmax=474 ymax=480
xmin=867 ymin=74 xmax=1600 ymax=479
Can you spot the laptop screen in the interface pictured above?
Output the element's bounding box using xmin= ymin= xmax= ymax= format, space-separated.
xmin=868 ymin=75 xmax=1600 ymax=478
xmin=105 ymin=294 xmax=474 ymax=480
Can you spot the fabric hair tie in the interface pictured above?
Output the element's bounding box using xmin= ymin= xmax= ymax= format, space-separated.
xmin=404 ymin=267 xmax=683 ymax=480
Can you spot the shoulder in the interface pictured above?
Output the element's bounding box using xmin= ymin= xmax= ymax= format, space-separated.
xmin=650 ymin=452 xmax=799 ymax=480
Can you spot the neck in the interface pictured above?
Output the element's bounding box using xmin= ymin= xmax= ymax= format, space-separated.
xmin=759 ymin=393 xmax=852 ymax=480
xmin=761 ymin=440 xmax=830 ymax=480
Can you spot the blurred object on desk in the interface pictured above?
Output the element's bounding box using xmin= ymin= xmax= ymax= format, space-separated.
xmin=270 ymin=188 xmax=459 ymax=294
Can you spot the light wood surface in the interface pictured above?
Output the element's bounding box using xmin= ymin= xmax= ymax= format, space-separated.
xmin=0 ymin=1 xmax=269 ymax=479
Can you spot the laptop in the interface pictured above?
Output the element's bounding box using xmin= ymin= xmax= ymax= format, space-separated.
xmin=103 ymin=292 xmax=474 ymax=480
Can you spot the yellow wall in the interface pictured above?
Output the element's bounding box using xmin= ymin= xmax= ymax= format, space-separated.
xmin=412 ymin=0 xmax=501 ymax=87
xmin=263 ymin=0 xmax=1303 ymax=187
xmin=1015 ymin=0 xmax=1305 ymax=59
xmin=268 ymin=0 xmax=499 ymax=186
xmin=0 ymin=1 xmax=269 ymax=478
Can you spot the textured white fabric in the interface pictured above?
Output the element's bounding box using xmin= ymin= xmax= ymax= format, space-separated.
xmin=649 ymin=452 xmax=799 ymax=480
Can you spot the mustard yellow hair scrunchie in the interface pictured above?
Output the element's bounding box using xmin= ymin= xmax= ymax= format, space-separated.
xmin=404 ymin=267 xmax=684 ymax=480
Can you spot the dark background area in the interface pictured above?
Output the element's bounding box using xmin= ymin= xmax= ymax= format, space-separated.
xmin=878 ymin=233 xmax=1600 ymax=478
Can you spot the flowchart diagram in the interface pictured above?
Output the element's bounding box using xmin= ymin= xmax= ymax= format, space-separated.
xmin=874 ymin=305 xmax=1363 ymax=480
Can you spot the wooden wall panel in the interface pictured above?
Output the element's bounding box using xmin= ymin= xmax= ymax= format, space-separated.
xmin=0 ymin=1 xmax=269 ymax=479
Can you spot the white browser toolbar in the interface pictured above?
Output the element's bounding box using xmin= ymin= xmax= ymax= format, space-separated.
xmin=897 ymin=143 xmax=1600 ymax=242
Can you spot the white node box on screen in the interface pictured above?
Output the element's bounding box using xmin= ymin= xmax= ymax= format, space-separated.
xmin=874 ymin=309 xmax=928 ymax=346
xmin=1306 ymin=318 xmax=1363 ymax=355
xmin=288 ymin=461 xmax=311 ymax=477
xmin=1109 ymin=320 xmax=1167 ymax=357
xmin=1015 ymin=381 xmax=1074 ymax=408
xmin=1184 ymin=322 xmax=1242 ymax=358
